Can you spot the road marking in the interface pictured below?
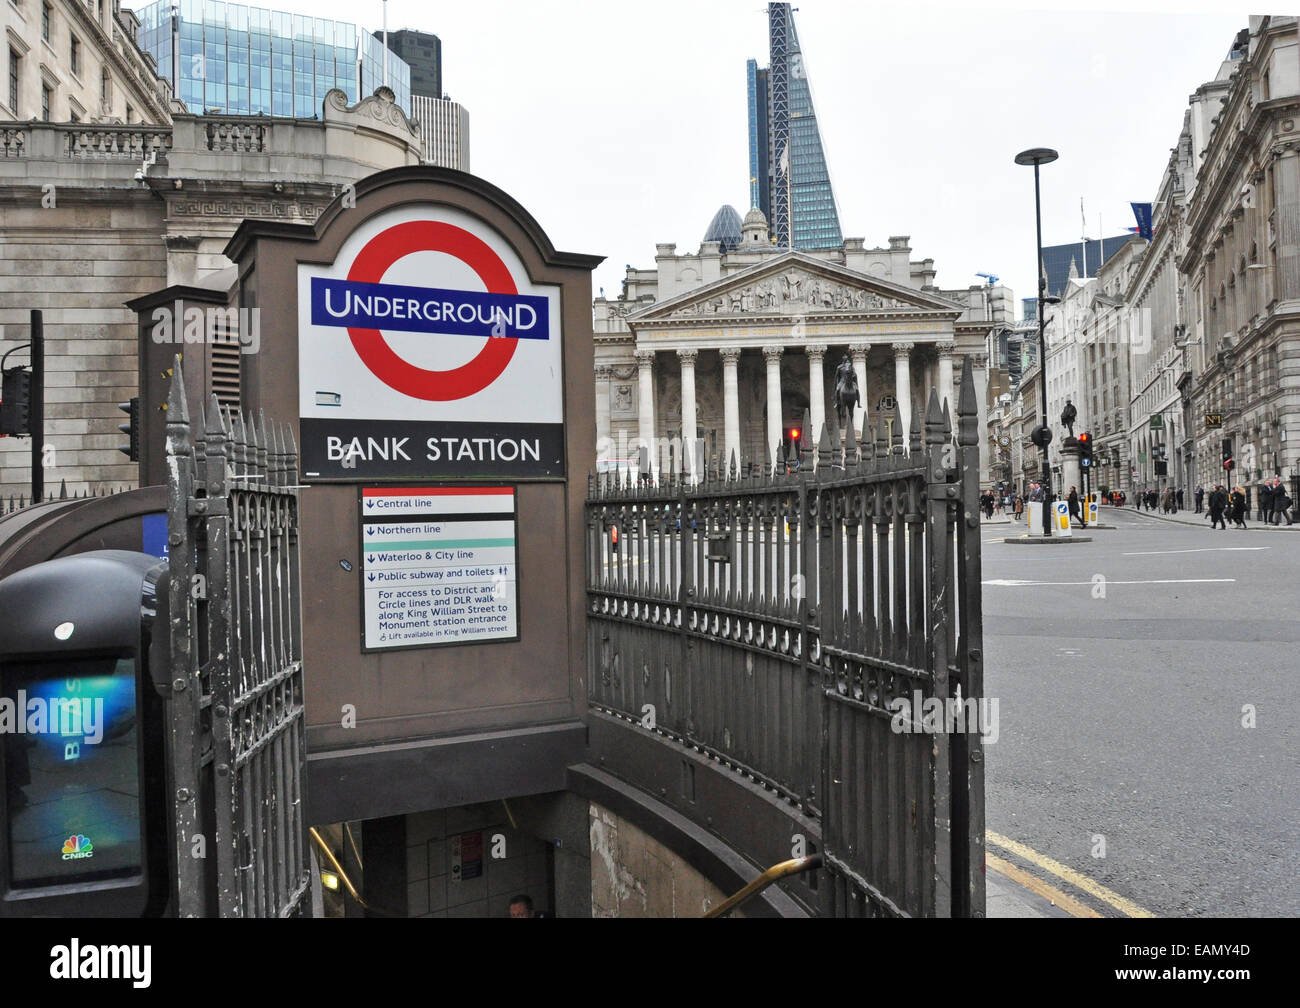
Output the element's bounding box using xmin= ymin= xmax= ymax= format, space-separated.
xmin=982 ymin=578 xmax=1235 ymax=587
xmin=1123 ymin=547 xmax=1269 ymax=556
xmin=986 ymin=830 xmax=1156 ymax=918
xmin=986 ymin=852 xmax=1102 ymax=918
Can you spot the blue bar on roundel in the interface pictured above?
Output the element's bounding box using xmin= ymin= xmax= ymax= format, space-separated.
xmin=310 ymin=277 xmax=550 ymax=341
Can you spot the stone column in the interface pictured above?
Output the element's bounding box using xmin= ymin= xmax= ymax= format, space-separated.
xmin=806 ymin=342 xmax=827 ymax=446
xmin=1278 ymin=149 xmax=1300 ymax=300
xmin=893 ymin=342 xmax=915 ymax=445
xmin=677 ymin=348 xmax=699 ymax=481
xmin=635 ymin=348 xmax=657 ymax=477
xmin=849 ymin=342 xmax=870 ymax=438
xmin=937 ymin=341 xmax=956 ymax=410
xmin=721 ymin=346 xmax=742 ymax=472
xmin=764 ymin=345 xmax=784 ymax=470
xmin=594 ymin=365 xmax=613 ymax=461
xmin=973 ymin=352 xmax=990 ymax=482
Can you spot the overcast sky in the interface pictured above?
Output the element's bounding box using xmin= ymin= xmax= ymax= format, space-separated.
xmin=131 ymin=0 xmax=1263 ymax=315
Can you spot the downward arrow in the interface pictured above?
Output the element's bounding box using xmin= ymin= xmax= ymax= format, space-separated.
xmin=367 ymin=555 xmax=375 ymax=563
xmin=365 ymin=499 xmax=375 ymax=509
xmin=368 ymin=573 xmax=375 ymax=582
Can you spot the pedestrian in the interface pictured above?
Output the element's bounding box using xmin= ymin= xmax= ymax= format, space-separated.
xmin=1272 ymin=476 xmax=1294 ymax=525
xmin=1014 ymin=494 xmax=1024 ymax=521
xmin=1175 ymin=488 xmax=1183 ymax=511
xmin=1208 ymin=484 xmax=1228 ymax=530
xmin=1230 ymin=485 xmax=1247 ymax=529
xmin=610 ymin=523 xmax=619 ymax=554
xmin=1194 ymin=485 xmax=1204 ymax=513
xmin=1260 ymin=479 xmax=1274 ymax=524
xmin=509 ymin=894 xmax=536 ymax=918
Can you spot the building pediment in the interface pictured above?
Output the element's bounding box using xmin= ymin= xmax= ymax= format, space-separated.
xmin=627 ymin=252 xmax=963 ymax=326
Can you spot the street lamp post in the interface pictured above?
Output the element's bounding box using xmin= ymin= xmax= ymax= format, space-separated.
xmin=1016 ymin=147 xmax=1060 ymax=536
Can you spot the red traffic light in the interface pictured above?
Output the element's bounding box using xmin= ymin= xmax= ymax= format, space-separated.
xmin=1078 ymin=432 xmax=1090 ymax=444
xmin=788 ymin=427 xmax=801 ymax=440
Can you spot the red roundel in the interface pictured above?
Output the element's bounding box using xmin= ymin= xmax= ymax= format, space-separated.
xmin=346 ymin=220 xmax=520 ymax=402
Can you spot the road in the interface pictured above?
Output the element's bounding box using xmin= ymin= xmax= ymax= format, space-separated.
xmin=982 ymin=506 xmax=1300 ymax=917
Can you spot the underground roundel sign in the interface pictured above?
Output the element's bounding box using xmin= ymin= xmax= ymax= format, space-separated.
xmin=297 ymin=204 xmax=564 ymax=480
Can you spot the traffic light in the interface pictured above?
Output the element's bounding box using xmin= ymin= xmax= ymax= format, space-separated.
xmin=1222 ymin=437 xmax=1234 ymax=473
xmin=1078 ymin=431 xmax=1092 ymax=467
xmin=788 ymin=426 xmax=801 ymax=453
xmin=0 ymin=367 xmax=32 ymax=436
xmin=118 ymin=398 xmax=140 ymax=462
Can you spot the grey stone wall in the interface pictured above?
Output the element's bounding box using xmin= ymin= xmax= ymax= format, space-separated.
xmin=0 ymin=193 xmax=165 ymax=500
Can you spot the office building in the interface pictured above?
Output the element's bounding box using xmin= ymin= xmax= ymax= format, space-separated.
xmin=376 ymin=28 xmax=440 ymax=99
xmin=135 ymin=0 xmax=410 ymax=117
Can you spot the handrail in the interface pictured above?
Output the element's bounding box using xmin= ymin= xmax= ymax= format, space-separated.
xmin=704 ymin=853 xmax=823 ymax=918
xmin=308 ymin=826 xmax=400 ymax=917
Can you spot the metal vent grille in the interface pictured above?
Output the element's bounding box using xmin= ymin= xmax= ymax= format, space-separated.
xmin=211 ymin=338 xmax=241 ymax=409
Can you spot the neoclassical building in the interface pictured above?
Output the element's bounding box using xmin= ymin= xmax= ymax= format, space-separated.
xmin=593 ymin=208 xmax=1002 ymax=481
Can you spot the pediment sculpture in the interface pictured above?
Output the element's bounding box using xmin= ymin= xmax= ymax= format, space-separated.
xmin=669 ymin=270 xmax=914 ymax=318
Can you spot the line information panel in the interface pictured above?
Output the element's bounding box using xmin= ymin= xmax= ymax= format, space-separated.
xmin=360 ymin=486 xmax=518 ymax=651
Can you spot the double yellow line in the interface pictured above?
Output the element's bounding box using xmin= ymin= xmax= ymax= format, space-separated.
xmin=986 ymin=830 xmax=1156 ymax=918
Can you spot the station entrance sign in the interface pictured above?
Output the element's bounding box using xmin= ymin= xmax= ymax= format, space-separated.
xmin=298 ymin=205 xmax=564 ymax=481
xmin=360 ymin=486 xmax=519 ymax=651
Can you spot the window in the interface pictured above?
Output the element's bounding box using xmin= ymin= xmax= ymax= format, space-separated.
xmin=7 ymin=48 xmax=17 ymax=114
xmin=125 ymin=103 xmax=133 ymax=122
xmin=70 ymin=109 xmax=79 ymax=122
xmin=70 ymin=37 xmax=80 ymax=77
xmin=42 ymin=3 xmax=51 ymax=43
xmin=41 ymin=83 xmax=50 ymax=121
xmin=101 ymin=66 xmax=109 ymax=105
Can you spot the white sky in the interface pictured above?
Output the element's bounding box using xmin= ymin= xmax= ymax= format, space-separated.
xmin=131 ymin=0 xmax=1264 ymax=315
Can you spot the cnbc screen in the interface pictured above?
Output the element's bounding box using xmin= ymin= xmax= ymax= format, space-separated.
xmin=2 ymin=656 xmax=142 ymax=888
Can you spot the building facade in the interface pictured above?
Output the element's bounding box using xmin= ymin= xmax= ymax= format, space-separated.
xmin=594 ymin=209 xmax=999 ymax=483
xmin=135 ymin=0 xmax=410 ymax=117
xmin=2 ymin=0 xmax=172 ymax=124
xmin=1182 ymin=17 xmax=1300 ymax=497
xmin=747 ymin=3 xmax=842 ymax=250
xmin=411 ymin=93 xmax=469 ymax=171
xmin=0 ymin=87 xmax=421 ymax=500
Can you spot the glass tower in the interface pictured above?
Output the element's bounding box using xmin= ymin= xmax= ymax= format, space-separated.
xmin=747 ymin=3 xmax=842 ymax=250
xmin=136 ymin=0 xmax=411 ymax=118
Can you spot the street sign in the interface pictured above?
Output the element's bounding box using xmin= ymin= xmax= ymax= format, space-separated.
xmin=298 ymin=205 xmax=564 ymax=481
xmin=1053 ymin=500 xmax=1073 ymax=537
xmin=360 ymin=486 xmax=519 ymax=651
xmin=1205 ymin=412 xmax=1223 ymax=429
xmin=1149 ymin=414 xmax=1164 ymax=430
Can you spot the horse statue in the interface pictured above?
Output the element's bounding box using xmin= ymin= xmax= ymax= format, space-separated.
xmin=832 ymin=353 xmax=860 ymax=434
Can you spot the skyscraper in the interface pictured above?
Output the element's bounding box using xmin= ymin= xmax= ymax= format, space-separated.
xmin=375 ymin=28 xmax=441 ymax=99
xmin=373 ymin=28 xmax=469 ymax=171
xmin=747 ymin=3 xmax=842 ymax=251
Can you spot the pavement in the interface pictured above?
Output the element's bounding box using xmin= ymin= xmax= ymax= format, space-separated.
xmin=1123 ymin=504 xmax=1300 ymax=531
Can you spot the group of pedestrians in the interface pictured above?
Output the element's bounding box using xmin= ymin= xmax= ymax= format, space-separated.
xmin=1200 ymin=477 xmax=1293 ymax=529
xmin=1204 ymin=485 xmax=1246 ymax=530
xmin=1132 ymin=486 xmax=1183 ymax=513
